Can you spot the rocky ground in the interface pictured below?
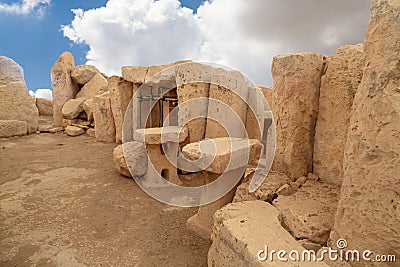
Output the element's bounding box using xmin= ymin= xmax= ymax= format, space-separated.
xmin=0 ymin=117 xmax=210 ymax=267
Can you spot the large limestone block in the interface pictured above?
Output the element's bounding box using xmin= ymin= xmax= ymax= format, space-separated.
xmin=182 ymin=137 xmax=262 ymax=174
xmin=208 ymin=201 xmax=329 ymax=267
xmin=206 ymin=70 xmax=249 ymax=139
xmin=51 ymin=52 xmax=79 ymax=126
xmin=71 ymin=64 xmax=102 ymax=85
xmin=146 ymin=60 xmax=192 ymax=82
xmin=176 ymin=63 xmax=212 ymax=142
xmin=134 ymin=126 xmax=188 ymax=145
xmin=313 ymin=45 xmax=364 ymax=185
xmin=331 ymin=1 xmax=400 ymax=264
xmin=113 ymin=144 xmax=131 ymax=177
xmin=36 ymin=98 xmax=53 ymax=116
xmin=113 ymin=142 xmax=148 ymax=177
xmin=272 ymin=52 xmax=325 ymax=178
xmin=65 ymin=125 xmax=84 ymax=137
xmin=75 ymin=73 xmax=108 ymax=99
xmin=0 ymin=120 xmax=27 ymax=137
xmin=61 ymin=98 xmax=86 ymax=120
xmin=109 ymin=76 xmax=133 ymax=143
xmin=93 ymin=92 xmax=116 ymax=142
xmin=0 ymin=56 xmax=25 ymax=86
xmin=121 ymin=66 xmax=148 ymax=84
xmin=274 ymin=181 xmax=341 ymax=245
xmin=0 ymin=82 xmax=39 ymax=132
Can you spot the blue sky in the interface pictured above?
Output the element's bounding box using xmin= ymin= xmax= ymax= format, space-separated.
xmin=0 ymin=0 xmax=370 ymax=97
xmin=0 ymin=0 xmax=205 ymax=92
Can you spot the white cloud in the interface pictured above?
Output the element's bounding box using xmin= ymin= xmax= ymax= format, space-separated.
xmin=62 ymin=0 xmax=370 ymax=85
xmin=0 ymin=0 xmax=51 ymax=17
xmin=30 ymin=88 xmax=52 ymax=99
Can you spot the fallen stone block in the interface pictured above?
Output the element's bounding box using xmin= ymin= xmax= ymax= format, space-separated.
xmin=113 ymin=142 xmax=148 ymax=177
xmin=38 ymin=125 xmax=53 ymax=133
xmin=273 ymin=181 xmax=340 ymax=245
xmin=75 ymin=73 xmax=108 ymax=99
xmin=233 ymin=171 xmax=292 ymax=203
xmin=71 ymin=64 xmax=102 ymax=85
xmin=208 ymin=201 xmax=329 ymax=266
xmin=65 ymin=125 xmax=84 ymax=137
xmin=62 ymin=98 xmax=86 ymax=120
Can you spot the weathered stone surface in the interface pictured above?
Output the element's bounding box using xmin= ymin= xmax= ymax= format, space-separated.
xmin=307 ymin=173 xmax=319 ymax=182
xmin=274 ymin=181 xmax=341 ymax=245
xmin=0 ymin=120 xmax=27 ymax=137
xmin=0 ymin=56 xmax=25 ymax=86
xmin=182 ymin=138 xmax=262 ymax=174
xmin=61 ymin=98 xmax=86 ymax=120
xmin=75 ymin=73 xmax=108 ymax=99
xmin=82 ymin=99 xmax=94 ymax=121
xmin=176 ymin=63 xmax=213 ymax=142
xmin=134 ymin=126 xmax=188 ymax=145
xmin=313 ymin=44 xmax=364 ymax=185
xmin=233 ymin=171 xmax=292 ymax=203
xmin=48 ymin=127 xmax=63 ymax=133
xmin=272 ymin=52 xmax=325 ymax=178
xmin=206 ymin=70 xmax=248 ymax=139
xmin=109 ymin=76 xmax=133 ymax=143
xmin=93 ymin=92 xmax=115 ymax=142
xmin=0 ymin=82 xmax=39 ymax=132
xmin=65 ymin=125 xmax=84 ymax=137
xmin=36 ymin=98 xmax=53 ymax=116
xmin=71 ymin=64 xmax=101 ymax=85
xmin=51 ymin=52 xmax=79 ymax=127
xmin=121 ymin=66 xmax=148 ymax=84
xmin=208 ymin=201 xmax=329 ymax=267
xmin=86 ymin=128 xmax=95 ymax=137
xmin=38 ymin=125 xmax=53 ymax=133
xmin=331 ymin=0 xmax=400 ymax=263
xmin=113 ymin=142 xmax=148 ymax=177
xmin=113 ymin=144 xmax=131 ymax=177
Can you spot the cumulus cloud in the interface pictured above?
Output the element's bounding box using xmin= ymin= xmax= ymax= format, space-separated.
xmin=0 ymin=0 xmax=51 ymax=17
xmin=62 ymin=0 xmax=370 ymax=84
xmin=29 ymin=88 xmax=52 ymax=99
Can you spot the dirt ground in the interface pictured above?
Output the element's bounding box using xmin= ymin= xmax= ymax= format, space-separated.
xmin=0 ymin=123 xmax=211 ymax=266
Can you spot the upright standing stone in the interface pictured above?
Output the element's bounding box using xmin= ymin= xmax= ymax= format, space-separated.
xmin=176 ymin=63 xmax=212 ymax=143
xmin=109 ymin=76 xmax=133 ymax=143
xmin=51 ymin=52 xmax=79 ymax=127
xmin=0 ymin=82 xmax=38 ymax=133
xmin=93 ymin=92 xmax=116 ymax=142
xmin=0 ymin=56 xmax=25 ymax=86
xmin=313 ymin=45 xmax=364 ymax=185
xmin=206 ymin=70 xmax=249 ymax=139
xmin=331 ymin=0 xmax=400 ymax=263
xmin=0 ymin=56 xmax=38 ymax=132
xmin=272 ymin=53 xmax=325 ymax=178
